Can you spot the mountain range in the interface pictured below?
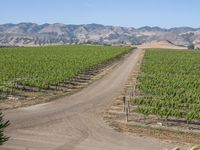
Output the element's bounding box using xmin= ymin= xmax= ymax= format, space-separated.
xmin=0 ymin=23 xmax=200 ymax=48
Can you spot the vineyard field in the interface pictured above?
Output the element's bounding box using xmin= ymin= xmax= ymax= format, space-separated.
xmin=132 ymin=49 xmax=200 ymax=124
xmin=0 ymin=45 xmax=130 ymax=95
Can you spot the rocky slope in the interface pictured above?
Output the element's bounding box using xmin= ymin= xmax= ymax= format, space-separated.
xmin=0 ymin=23 xmax=199 ymax=47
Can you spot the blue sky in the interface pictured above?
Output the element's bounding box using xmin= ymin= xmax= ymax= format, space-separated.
xmin=0 ymin=0 xmax=199 ymax=28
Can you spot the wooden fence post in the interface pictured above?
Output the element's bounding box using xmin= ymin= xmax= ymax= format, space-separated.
xmin=126 ymin=107 xmax=129 ymax=123
xmin=123 ymin=96 xmax=126 ymax=112
xmin=131 ymin=86 xmax=134 ymax=97
xmin=127 ymin=100 xmax=130 ymax=113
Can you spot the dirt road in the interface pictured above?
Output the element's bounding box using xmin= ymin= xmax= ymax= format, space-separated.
xmin=2 ymin=49 xmax=177 ymax=150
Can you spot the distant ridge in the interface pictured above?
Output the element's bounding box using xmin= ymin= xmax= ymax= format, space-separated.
xmin=0 ymin=23 xmax=200 ymax=47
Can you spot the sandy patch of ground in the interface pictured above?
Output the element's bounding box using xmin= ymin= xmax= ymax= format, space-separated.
xmin=137 ymin=40 xmax=187 ymax=49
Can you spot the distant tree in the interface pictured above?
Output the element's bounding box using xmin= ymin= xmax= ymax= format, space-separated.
xmin=187 ymin=44 xmax=195 ymax=50
xmin=0 ymin=111 xmax=10 ymax=145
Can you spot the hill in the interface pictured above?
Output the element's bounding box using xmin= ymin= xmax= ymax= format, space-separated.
xmin=0 ymin=23 xmax=200 ymax=47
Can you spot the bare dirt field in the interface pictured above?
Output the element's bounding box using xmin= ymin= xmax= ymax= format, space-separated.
xmin=137 ymin=40 xmax=187 ymax=49
xmin=1 ymin=49 xmax=189 ymax=150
